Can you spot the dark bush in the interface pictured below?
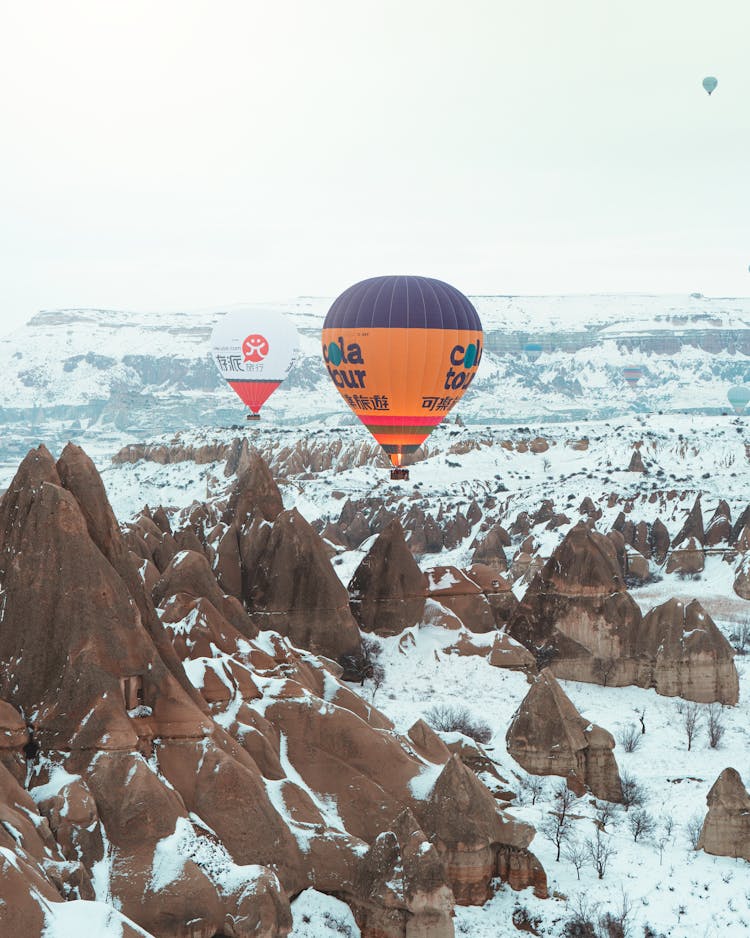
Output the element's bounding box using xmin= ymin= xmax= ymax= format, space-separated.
xmin=424 ymin=703 xmax=492 ymax=745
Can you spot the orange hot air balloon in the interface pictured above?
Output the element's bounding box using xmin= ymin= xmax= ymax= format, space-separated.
xmin=322 ymin=275 xmax=483 ymax=474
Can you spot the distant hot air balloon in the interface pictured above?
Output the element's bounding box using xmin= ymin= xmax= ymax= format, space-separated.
xmin=523 ymin=341 xmax=543 ymax=363
xmin=703 ymin=76 xmax=718 ymax=95
xmin=322 ymin=276 xmax=483 ymax=478
xmin=727 ymin=386 xmax=750 ymax=415
xmin=211 ymin=309 xmax=298 ymax=419
xmin=622 ymin=366 xmax=643 ymax=388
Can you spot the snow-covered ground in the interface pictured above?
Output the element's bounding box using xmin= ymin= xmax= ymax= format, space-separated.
xmin=360 ymin=611 xmax=750 ymax=937
xmin=80 ymin=408 xmax=750 ymax=937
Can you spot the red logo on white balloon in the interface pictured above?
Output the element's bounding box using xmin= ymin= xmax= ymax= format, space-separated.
xmin=243 ymin=334 xmax=269 ymax=362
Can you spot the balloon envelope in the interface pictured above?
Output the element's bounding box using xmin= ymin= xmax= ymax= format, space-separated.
xmin=727 ymin=386 xmax=750 ymax=415
xmin=523 ymin=341 xmax=543 ymax=362
xmin=211 ymin=310 xmax=298 ymax=414
xmin=322 ymin=275 xmax=483 ymax=467
xmin=703 ymin=76 xmax=718 ymax=95
xmin=622 ymin=366 xmax=643 ymax=387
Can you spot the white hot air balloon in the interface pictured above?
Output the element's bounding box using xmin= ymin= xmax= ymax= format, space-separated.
xmin=211 ymin=309 xmax=298 ymax=418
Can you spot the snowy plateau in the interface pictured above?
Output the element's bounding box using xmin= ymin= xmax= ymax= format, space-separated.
xmin=1 ymin=295 xmax=750 ymax=938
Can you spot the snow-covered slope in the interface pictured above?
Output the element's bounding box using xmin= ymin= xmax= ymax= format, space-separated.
xmin=91 ymin=409 xmax=750 ymax=938
xmin=3 ymin=294 xmax=750 ymax=477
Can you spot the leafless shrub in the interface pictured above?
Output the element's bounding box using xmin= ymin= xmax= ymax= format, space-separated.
xmin=620 ymin=770 xmax=646 ymax=811
xmin=595 ymin=800 xmax=616 ymax=830
xmin=424 ymin=703 xmax=492 ymax=745
xmin=685 ymin=812 xmax=704 ymax=850
xmin=656 ymin=833 xmax=668 ymax=865
xmin=339 ymin=636 xmax=384 ymax=685
xmin=563 ymin=894 xmax=600 ymax=937
xmin=729 ymin=622 xmax=750 ymax=655
xmin=517 ymin=774 xmax=546 ymax=805
xmin=706 ymin=703 xmax=725 ymax=749
xmin=540 ymin=781 xmax=577 ymax=861
xmin=662 ymin=814 xmax=674 ymax=838
xmin=535 ymin=644 xmax=558 ymax=671
xmin=564 ymin=839 xmax=588 ymax=880
xmin=512 ymin=905 xmax=542 ymax=933
xmin=617 ymin=725 xmax=642 ymax=753
xmin=586 ymin=827 xmax=616 ymax=879
xmin=593 ymin=657 xmax=617 ymax=687
xmin=628 ymin=808 xmax=655 ymax=843
xmin=682 ymin=701 xmax=700 ymax=751
xmin=599 ymin=888 xmax=634 ymax=938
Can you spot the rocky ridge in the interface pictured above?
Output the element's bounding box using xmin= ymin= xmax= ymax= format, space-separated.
xmin=0 ymin=444 xmax=547 ymax=936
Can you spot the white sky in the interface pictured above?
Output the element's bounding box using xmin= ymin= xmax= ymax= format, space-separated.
xmin=1 ymin=0 xmax=749 ymax=335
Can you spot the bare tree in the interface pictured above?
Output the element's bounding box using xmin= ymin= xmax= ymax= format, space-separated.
xmin=617 ymin=724 xmax=641 ymax=753
xmin=685 ymin=813 xmax=704 ymax=850
xmin=593 ymin=657 xmax=617 ymax=687
xmin=564 ymin=893 xmax=600 ymax=937
xmin=595 ymin=800 xmax=616 ymax=830
xmin=368 ymin=661 xmax=386 ymax=702
xmin=586 ymin=827 xmax=616 ymax=879
xmin=598 ymin=887 xmax=634 ymax=938
xmin=729 ymin=622 xmax=750 ymax=655
xmin=656 ymin=832 xmax=669 ymax=865
xmin=619 ymin=770 xmax=646 ymax=811
xmin=706 ymin=703 xmax=725 ymax=749
xmin=628 ymin=808 xmax=655 ymax=843
xmin=682 ymin=702 xmax=700 ymax=751
xmin=662 ymin=814 xmax=674 ymax=839
xmin=563 ymin=839 xmax=587 ymax=880
xmin=527 ymin=775 xmax=546 ymax=805
xmin=540 ymin=781 xmax=577 ymax=861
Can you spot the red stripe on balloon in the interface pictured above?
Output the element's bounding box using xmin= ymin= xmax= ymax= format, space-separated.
xmin=227 ymin=380 xmax=281 ymax=413
xmin=363 ymin=414 xmax=443 ymax=426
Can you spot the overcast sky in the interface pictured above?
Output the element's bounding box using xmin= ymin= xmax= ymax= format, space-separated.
xmin=1 ymin=0 xmax=749 ymax=335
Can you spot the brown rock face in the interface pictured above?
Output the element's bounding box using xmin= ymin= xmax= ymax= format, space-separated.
xmin=55 ymin=443 xmax=210 ymax=715
xmin=508 ymin=523 xmax=642 ymax=685
xmin=731 ymin=504 xmax=750 ymax=544
xmin=665 ymin=537 xmax=705 ymax=575
xmin=467 ymin=564 xmax=518 ymax=628
xmin=246 ymin=508 xmax=362 ymax=661
xmin=0 ymin=446 xmax=290 ymax=937
xmin=425 ymin=566 xmax=497 ymax=634
xmin=352 ymin=810 xmax=455 ymax=937
xmin=222 ymin=446 xmax=284 ymax=526
xmin=418 ymin=756 xmax=547 ymax=903
xmin=634 ymin=599 xmax=739 ymax=704
xmin=506 ymin=670 xmax=623 ymax=802
xmin=650 ymin=518 xmax=671 ymax=564
xmin=348 ymin=519 xmax=427 ymax=636
xmin=705 ymin=500 xmax=732 ymax=546
xmin=672 ymin=496 xmax=704 ymax=547
xmin=0 ymin=447 xmax=211 ymax=751
xmin=0 ymin=443 xmax=551 ymax=935
xmin=0 ymin=699 xmax=29 ymax=783
xmin=488 ymin=632 xmax=536 ymax=672
xmin=625 ymin=549 xmax=650 ymax=583
xmin=471 ymin=522 xmax=509 ymax=572
xmin=698 ymin=768 xmax=750 ymax=861
xmin=734 ymin=554 xmax=750 ymax=599
xmin=627 ymin=449 xmax=646 ymax=472
xmin=154 ymin=548 xmax=256 ymax=637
